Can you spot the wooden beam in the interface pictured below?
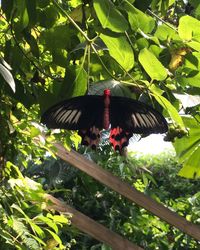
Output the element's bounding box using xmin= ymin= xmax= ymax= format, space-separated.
xmin=46 ymin=194 xmax=143 ymax=250
xmin=54 ymin=143 xmax=200 ymax=241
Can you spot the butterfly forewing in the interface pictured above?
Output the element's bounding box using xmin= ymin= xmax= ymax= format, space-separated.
xmin=110 ymin=96 xmax=168 ymax=134
xmin=41 ymin=95 xmax=104 ymax=130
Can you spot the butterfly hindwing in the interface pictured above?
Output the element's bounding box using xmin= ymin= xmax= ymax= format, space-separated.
xmin=110 ymin=127 xmax=133 ymax=152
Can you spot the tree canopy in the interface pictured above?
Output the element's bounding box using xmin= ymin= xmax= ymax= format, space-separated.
xmin=0 ymin=0 xmax=200 ymax=249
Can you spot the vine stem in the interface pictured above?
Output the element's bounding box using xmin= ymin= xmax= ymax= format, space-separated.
xmin=147 ymin=9 xmax=177 ymax=32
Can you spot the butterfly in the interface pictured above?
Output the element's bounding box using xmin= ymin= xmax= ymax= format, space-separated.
xmin=41 ymin=89 xmax=168 ymax=154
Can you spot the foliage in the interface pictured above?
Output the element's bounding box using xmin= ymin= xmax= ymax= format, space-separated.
xmin=0 ymin=0 xmax=200 ymax=249
xmin=0 ymin=162 xmax=71 ymax=250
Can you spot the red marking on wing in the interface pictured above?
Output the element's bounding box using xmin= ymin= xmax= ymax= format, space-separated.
xmin=109 ymin=127 xmax=133 ymax=153
xmin=78 ymin=126 xmax=101 ymax=149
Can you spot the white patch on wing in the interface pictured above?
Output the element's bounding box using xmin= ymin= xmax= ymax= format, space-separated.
xmin=72 ymin=110 xmax=81 ymax=124
xmin=135 ymin=113 xmax=146 ymax=127
xmin=141 ymin=113 xmax=153 ymax=127
xmin=132 ymin=114 xmax=140 ymax=127
xmin=148 ymin=112 xmax=159 ymax=124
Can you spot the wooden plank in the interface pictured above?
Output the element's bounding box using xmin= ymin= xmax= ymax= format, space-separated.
xmin=46 ymin=194 xmax=143 ymax=250
xmin=54 ymin=143 xmax=200 ymax=241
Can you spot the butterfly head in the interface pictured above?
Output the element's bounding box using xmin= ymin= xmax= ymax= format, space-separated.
xmin=104 ymin=89 xmax=111 ymax=96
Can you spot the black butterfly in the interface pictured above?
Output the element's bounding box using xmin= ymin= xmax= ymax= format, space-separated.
xmin=41 ymin=89 xmax=168 ymax=153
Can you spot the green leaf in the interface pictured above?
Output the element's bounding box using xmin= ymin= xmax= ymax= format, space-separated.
xmin=173 ymin=116 xmax=200 ymax=178
xmin=50 ymin=214 xmax=69 ymax=224
xmin=41 ymin=25 xmax=72 ymax=50
xmin=38 ymin=5 xmax=59 ymax=28
xmin=45 ymin=229 xmax=62 ymax=245
xmin=155 ymin=24 xmax=180 ymax=41
xmin=30 ymin=222 xmax=45 ymax=238
xmin=11 ymin=204 xmax=27 ymax=217
xmin=30 ymin=126 xmax=40 ymax=138
xmin=100 ymin=34 xmax=134 ymax=71
xmin=139 ymin=48 xmax=167 ymax=80
xmin=186 ymin=41 xmax=200 ymax=51
xmin=20 ymin=7 xmax=29 ymax=29
xmin=178 ymin=15 xmax=200 ymax=41
xmin=37 ymin=215 xmax=58 ymax=233
xmin=124 ymin=1 xmax=155 ymax=33
xmin=63 ymin=65 xmax=87 ymax=98
xmin=178 ymin=72 xmax=200 ymax=88
xmin=150 ymin=84 xmax=184 ymax=128
xmin=93 ymin=0 xmax=128 ymax=33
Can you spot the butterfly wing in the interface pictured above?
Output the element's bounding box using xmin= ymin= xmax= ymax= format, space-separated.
xmin=41 ymin=95 xmax=104 ymax=130
xmin=110 ymin=96 xmax=168 ymax=134
xmin=109 ymin=96 xmax=168 ymax=152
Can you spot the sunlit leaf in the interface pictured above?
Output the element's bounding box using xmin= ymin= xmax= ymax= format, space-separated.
xmin=178 ymin=15 xmax=200 ymax=41
xmin=155 ymin=24 xmax=180 ymax=41
xmin=100 ymin=34 xmax=134 ymax=71
xmin=37 ymin=215 xmax=58 ymax=233
xmin=139 ymin=48 xmax=167 ymax=80
xmin=150 ymin=84 xmax=184 ymax=128
xmin=124 ymin=1 xmax=155 ymax=33
xmin=93 ymin=0 xmax=128 ymax=32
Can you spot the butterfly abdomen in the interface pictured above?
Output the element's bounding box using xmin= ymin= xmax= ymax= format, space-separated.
xmin=103 ymin=89 xmax=111 ymax=129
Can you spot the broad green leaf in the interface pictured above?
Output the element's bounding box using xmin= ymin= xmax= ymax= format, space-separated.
xmin=0 ymin=63 xmax=15 ymax=92
xmin=139 ymin=48 xmax=167 ymax=80
xmin=100 ymin=34 xmax=134 ymax=71
xmin=37 ymin=5 xmax=59 ymax=28
xmin=124 ymin=1 xmax=155 ymax=33
xmin=93 ymin=0 xmax=128 ymax=33
xmin=155 ymin=24 xmax=180 ymax=41
xmin=41 ymin=25 xmax=72 ymax=50
xmin=20 ymin=7 xmax=29 ymax=29
xmin=150 ymin=84 xmax=184 ymax=128
xmin=63 ymin=65 xmax=87 ymax=98
xmin=173 ymin=116 xmax=200 ymax=178
xmin=178 ymin=15 xmax=200 ymax=41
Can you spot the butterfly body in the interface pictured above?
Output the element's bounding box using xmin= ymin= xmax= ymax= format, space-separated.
xmin=41 ymin=89 xmax=168 ymax=153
